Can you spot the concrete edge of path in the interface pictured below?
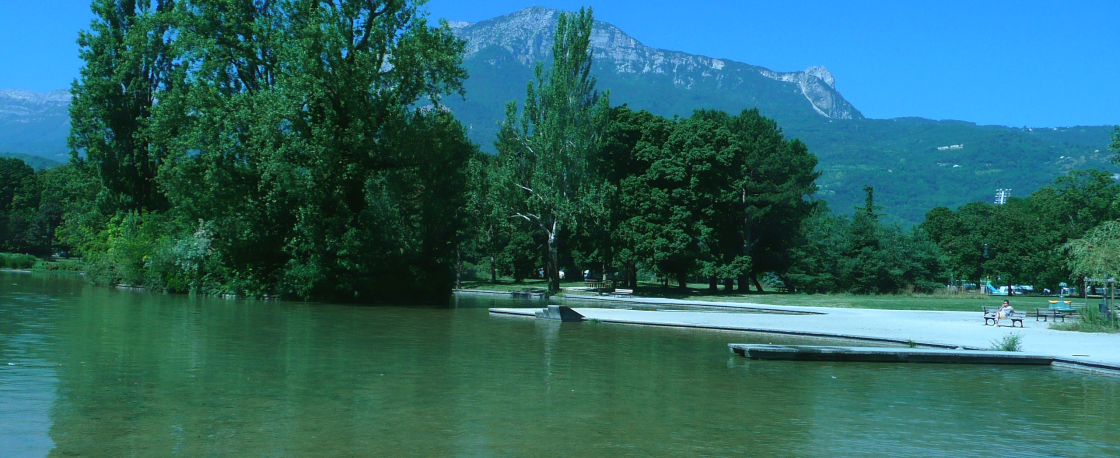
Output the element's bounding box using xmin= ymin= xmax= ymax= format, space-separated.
xmin=488 ymin=307 xmax=1120 ymax=376
xmin=558 ymin=294 xmax=829 ymax=315
xmin=489 ymin=307 xmax=972 ymax=349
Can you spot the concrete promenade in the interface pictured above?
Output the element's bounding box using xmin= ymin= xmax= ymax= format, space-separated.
xmin=489 ymin=295 xmax=1120 ymax=372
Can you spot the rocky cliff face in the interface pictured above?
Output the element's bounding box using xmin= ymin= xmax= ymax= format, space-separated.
xmin=0 ymin=89 xmax=71 ymax=156
xmin=0 ymin=89 xmax=71 ymax=120
xmin=450 ymin=6 xmax=862 ymax=120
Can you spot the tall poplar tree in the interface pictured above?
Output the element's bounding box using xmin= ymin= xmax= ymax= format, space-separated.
xmin=70 ymin=0 xmax=176 ymax=212
xmin=493 ymin=7 xmax=609 ymax=293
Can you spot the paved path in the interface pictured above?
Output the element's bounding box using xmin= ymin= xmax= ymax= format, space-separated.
xmin=490 ymin=295 xmax=1120 ymax=371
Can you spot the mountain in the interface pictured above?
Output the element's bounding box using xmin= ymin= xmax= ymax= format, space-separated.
xmin=445 ymin=6 xmax=861 ymax=148
xmin=0 ymin=89 xmax=70 ymax=160
xmin=443 ymin=7 xmax=1116 ymax=224
xmin=0 ymin=7 xmax=1114 ymax=225
xmin=0 ymin=152 xmax=61 ymax=170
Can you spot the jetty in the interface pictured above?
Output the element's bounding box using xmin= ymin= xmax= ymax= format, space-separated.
xmin=729 ymin=344 xmax=1053 ymax=365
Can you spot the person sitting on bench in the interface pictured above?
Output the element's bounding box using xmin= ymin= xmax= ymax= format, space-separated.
xmin=994 ymin=300 xmax=1014 ymax=326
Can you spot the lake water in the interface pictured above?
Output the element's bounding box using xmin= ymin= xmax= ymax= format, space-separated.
xmin=1 ymin=272 xmax=1118 ymax=457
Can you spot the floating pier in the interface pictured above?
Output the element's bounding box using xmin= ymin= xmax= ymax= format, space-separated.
xmin=729 ymin=344 xmax=1054 ymax=365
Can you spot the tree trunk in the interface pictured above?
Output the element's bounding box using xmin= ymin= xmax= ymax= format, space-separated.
xmin=780 ymin=274 xmax=795 ymax=294
xmin=490 ymin=255 xmax=496 ymax=283
xmin=547 ymin=220 xmax=560 ymax=294
xmin=738 ymin=274 xmax=750 ymax=293
xmin=751 ymin=272 xmax=765 ymax=293
xmin=677 ymin=272 xmax=687 ymax=289
xmin=456 ymin=246 xmax=462 ymax=289
xmin=709 ymin=276 xmax=718 ymax=291
xmin=629 ymin=262 xmax=637 ymax=289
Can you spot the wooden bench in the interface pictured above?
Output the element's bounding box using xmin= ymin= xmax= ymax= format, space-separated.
xmin=1035 ymin=308 xmax=1065 ymax=322
xmin=584 ymin=280 xmax=614 ymax=295
xmin=983 ymin=306 xmax=1025 ymax=327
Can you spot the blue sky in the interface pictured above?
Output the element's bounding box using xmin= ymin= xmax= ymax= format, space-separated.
xmin=2 ymin=1 xmax=1117 ymax=127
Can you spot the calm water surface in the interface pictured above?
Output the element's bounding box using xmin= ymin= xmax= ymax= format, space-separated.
xmin=1 ymin=272 xmax=1118 ymax=457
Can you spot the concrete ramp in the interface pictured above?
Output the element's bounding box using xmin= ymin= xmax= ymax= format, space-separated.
xmin=729 ymin=344 xmax=1053 ymax=365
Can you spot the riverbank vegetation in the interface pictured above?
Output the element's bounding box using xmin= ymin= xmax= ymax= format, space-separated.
xmin=3 ymin=1 xmax=1120 ymax=305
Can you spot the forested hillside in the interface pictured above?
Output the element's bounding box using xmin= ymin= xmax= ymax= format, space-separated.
xmin=441 ymin=7 xmax=1116 ymax=224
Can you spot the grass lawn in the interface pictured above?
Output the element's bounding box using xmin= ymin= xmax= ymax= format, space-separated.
xmin=458 ymin=278 xmax=592 ymax=292
xmin=457 ymin=278 xmax=1068 ymax=312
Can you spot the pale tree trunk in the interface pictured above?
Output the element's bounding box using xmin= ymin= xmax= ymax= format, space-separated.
xmin=547 ymin=219 xmax=561 ymax=294
xmin=489 ymin=255 xmax=497 ymax=283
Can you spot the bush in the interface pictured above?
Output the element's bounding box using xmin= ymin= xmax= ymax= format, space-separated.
xmin=1051 ymin=303 xmax=1120 ymax=333
xmin=0 ymin=253 xmax=39 ymax=269
xmin=990 ymin=333 xmax=1023 ymax=352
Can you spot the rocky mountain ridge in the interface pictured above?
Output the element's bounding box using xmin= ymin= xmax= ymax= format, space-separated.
xmin=449 ymin=6 xmax=861 ymax=120
xmin=0 ymin=89 xmax=71 ymax=157
xmin=0 ymin=89 xmax=71 ymax=118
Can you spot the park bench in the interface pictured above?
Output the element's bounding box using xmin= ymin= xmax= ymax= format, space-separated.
xmin=983 ymin=306 xmax=1025 ymax=327
xmin=1034 ymin=308 xmax=1065 ymax=322
xmin=584 ymin=280 xmax=614 ymax=295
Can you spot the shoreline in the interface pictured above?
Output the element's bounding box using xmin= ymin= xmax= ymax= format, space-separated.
xmin=487 ymin=294 xmax=1120 ymax=375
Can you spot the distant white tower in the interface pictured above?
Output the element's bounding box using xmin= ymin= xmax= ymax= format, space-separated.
xmin=994 ymin=188 xmax=1011 ymax=205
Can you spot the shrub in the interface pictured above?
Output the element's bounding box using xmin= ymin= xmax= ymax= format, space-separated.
xmin=990 ymin=333 xmax=1023 ymax=352
xmin=1051 ymin=303 xmax=1120 ymax=333
xmin=0 ymin=253 xmax=39 ymax=269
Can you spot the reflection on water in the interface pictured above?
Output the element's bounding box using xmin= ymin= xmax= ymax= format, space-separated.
xmin=0 ymin=272 xmax=1117 ymax=457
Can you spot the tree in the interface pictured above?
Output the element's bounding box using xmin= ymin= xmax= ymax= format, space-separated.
xmin=493 ymin=8 xmax=609 ymax=293
xmin=723 ymin=109 xmax=819 ymax=292
xmin=1063 ymin=220 xmax=1120 ymax=285
xmin=69 ymin=0 xmax=176 ymax=212
xmin=0 ymin=158 xmax=40 ymax=253
xmin=66 ymin=0 xmax=476 ymax=301
xmin=1110 ymin=126 xmax=1120 ymax=163
xmin=596 ymin=106 xmax=674 ymax=288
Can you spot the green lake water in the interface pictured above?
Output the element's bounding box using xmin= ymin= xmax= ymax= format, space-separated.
xmin=1 ymin=272 xmax=1118 ymax=457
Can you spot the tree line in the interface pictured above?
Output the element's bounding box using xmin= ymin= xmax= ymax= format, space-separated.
xmin=3 ymin=1 xmax=1120 ymax=301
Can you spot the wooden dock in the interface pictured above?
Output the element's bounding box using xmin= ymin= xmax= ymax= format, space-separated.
xmin=729 ymin=344 xmax=1054 ymax=365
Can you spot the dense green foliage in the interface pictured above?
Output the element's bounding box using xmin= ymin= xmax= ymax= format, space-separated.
xmin=10 ymin=3 xmax=1120 ymax=304
xmin=784 ymin=188 xmax=943 ymax=293
xmin=922 ymin=169 xmax=1120 ymax=292
xmin=57 ymin=0 xmax=474 ymax=301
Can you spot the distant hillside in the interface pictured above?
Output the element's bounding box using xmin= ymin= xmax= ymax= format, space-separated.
xmin=445 ymin=7 xmax=861 ymax=149
xmin=0 ymin=152 xmax=62 ymax=170
xmin=0 ymin=89 xmax=70 ymax=160
xmin=444 ymin=7 xmax=1116 ymax=224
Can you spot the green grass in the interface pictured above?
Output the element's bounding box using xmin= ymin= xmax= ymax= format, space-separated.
xmin=457 ymin=278 xmax=590 ymax=293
